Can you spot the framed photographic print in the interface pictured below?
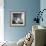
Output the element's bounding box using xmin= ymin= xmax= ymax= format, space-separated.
xmin=10 ymin=11 xmax=25 ymax=26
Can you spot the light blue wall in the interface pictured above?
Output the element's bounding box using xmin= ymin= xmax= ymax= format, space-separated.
xmin=4 ymin=0 xmax=40 ymax=42
xmin=40 ymin=0 xmax=46 ymax=27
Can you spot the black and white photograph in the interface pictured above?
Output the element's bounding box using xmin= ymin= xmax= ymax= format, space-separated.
xmin=11 ymin=11 xmax=25 ymax=26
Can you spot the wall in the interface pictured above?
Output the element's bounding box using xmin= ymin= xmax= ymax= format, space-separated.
xmin=4 ymin=0 xmax=40 ymax=42
xmin=40 ymin=0 xmax=46 ymax=27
